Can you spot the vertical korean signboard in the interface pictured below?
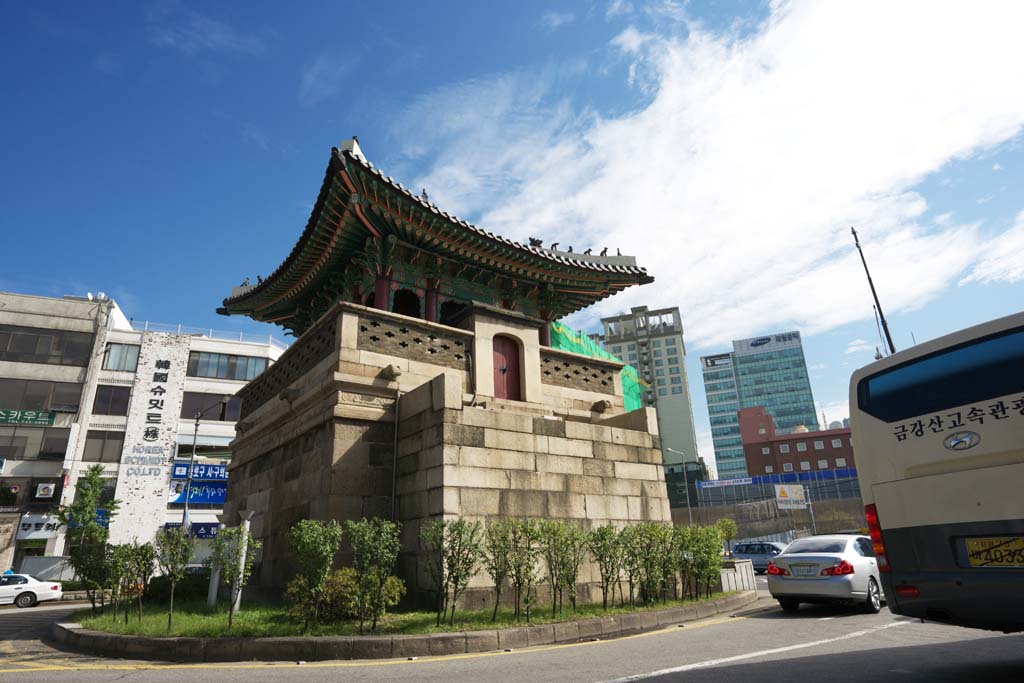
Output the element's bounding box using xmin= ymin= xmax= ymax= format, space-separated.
xmin=109 ymin=333 xmax=189 ymax=545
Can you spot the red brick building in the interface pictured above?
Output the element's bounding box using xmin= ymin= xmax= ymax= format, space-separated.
xmin=739 ymin=407 xmax=854 ymax=476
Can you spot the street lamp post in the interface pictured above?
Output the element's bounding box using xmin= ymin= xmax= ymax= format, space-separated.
xmin=664 ymin=447 xmax=693 ymax=525
xmin=181 ymin=396 xmax=231 ymax=533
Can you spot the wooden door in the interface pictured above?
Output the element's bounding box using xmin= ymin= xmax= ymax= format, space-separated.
xmin=492 ymin=335 xmax=522 ymax=401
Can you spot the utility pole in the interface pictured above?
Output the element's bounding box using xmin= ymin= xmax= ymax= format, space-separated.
xmin=851 ymin=227 xmax=896 ymax=355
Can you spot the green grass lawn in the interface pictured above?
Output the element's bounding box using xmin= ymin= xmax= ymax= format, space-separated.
xmin=77 ymin=592 xmax=734 ymax=638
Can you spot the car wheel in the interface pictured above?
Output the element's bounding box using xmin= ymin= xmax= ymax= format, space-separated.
xmin=864 ymin=578 xmax=882 ymax=614
xmin=14 ymin=592 xmax=37 ymax=609
xmin=778 ymin=598 xmax=800 ymax=613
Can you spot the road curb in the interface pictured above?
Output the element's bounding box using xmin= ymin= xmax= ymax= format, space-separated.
xmin=48 ymin=591 xmax=758 ymax=663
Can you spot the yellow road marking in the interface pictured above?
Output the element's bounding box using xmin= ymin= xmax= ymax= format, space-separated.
xmin=0 ymin=614 xmax=749 ymax=674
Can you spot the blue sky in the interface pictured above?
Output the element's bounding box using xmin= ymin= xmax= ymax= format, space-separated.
xmin=4 ymin=1 xmax=1024 ymax=476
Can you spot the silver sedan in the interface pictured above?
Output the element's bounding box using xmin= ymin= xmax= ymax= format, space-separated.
xmin=767 ymin=534 xmax=885 ymax=614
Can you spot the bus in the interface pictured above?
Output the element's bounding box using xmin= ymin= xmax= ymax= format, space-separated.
xmin=850 ymin=311 xmax=1024 ymax=633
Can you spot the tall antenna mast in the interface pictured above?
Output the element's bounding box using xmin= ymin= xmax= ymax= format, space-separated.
xmin=852 ymin=227 xmax=896 ymax=355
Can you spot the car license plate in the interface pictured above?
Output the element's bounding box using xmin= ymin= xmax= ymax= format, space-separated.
xmin=791 ymin=565 xmax=816 ymax=577
xmin=965 ymin=537 xmax=1024 ymax=568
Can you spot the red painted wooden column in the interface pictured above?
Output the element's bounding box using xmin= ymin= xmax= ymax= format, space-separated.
xmin=424 ymin=280 xmax=439 ymax=322
xmin=373 ymin=276 xmax=390 ymax=310
xmin=539 ymin=319 xmax=552 ymax=347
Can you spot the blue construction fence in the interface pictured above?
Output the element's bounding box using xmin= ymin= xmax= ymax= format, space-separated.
xmin=695 ymin=468 xmax=861 ymax=507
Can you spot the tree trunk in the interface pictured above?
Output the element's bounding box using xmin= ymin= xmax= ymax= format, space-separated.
xmin=168 ymin=582 xmax=175 ymax=632
xmin=491 ymin=586 xmax=502 ymax=622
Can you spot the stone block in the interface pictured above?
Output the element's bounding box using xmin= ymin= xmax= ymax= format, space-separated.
xmin=499 ymin=489 xmax=548 ymax=517
xmin=463 ymin=408 xmax=534 ymax=433
xmin=577 ymin=618 xmax=602 ymax=640
xmin=526 ymin=624 xmax=556 ymax=647
xmin=566 ymin=475 xmax=604 ymax=495
xmin=532 ymin=416 xmax=566 ymax=437
xmin=350 ymin=636 xmax=393 ymax=660
xmin=583 ymin=459 xmax=615 ymax=478
xmin=426 ymin=466 xmax=444 ymax=490
xmin=546 ymin=491 xmax=587 ymax=518
xmin=636 ymin=447 xmax=661 ymax=465
xmin=585 ymin=494 xmax=629 ymax=520
xmin=598 ymin=615 xmax=620 ymax=636
xmin=204 ymin=638 xmax=243 ymax=662
xmin=618 ymin=612 xmax=643 ymax=634
xmin=390 ymin=635 xmax=432 ymax=658
xmin=546 ymin=437 xmax=593 ymax=458
xmin=536 ymin=454 xmax=583 ymax=475
xmin=460 ymin=446 xmax=535 ymax=471
xmin=592 ymin=442 xmax=638 ymax=463
xmin=464 ymin=631 xmax=500 ymax=653
xmin=509 ymin=470 xmax=566 ymax=492
xmin=564 ymin=421 xmax=612 ymax=442
xmin=614 ymin=462 xmax=661 ymax=481
xmin=419 ymin=445 xmax=445 ymax=469
xmin=639 ymin=612 xmax=660 ymax=631
xmin=445 ymin=465 xmax=510 ymax=490
xmin=497 ymin=627 xmax=530 ymax=650
xmin=460 ymin=488 xmax=501 ymax=516
xmin=657 ymin=607 xmax=688 ymax=627
xmin=553 ymin=620 xmax=580 ymax=643
xmin=428 ymin=632 xmax=468 ymax=656
xmin=445 ymin=424 xmax=485 ymax=447
xmin=484 ymin=429 xmax=536 ymax=452
xmin=604 ymin=478 xmax=642 ymax=497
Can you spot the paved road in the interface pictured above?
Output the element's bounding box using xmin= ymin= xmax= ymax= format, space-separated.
xmin=0 ymin=596 xmax=1020 ymax=682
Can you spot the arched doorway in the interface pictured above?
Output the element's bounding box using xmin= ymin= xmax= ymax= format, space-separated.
xmin=363 ymin=292 xmax=375 ymax=307
xmin=492 ymin=335 xmax=522 ymax=401
xmin=392 ymin=289 xmax=421 ymax=318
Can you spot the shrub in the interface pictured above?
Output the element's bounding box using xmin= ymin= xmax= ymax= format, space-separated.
xmin=344 ymin=518 xmax=402 ymax=633
xmin=507 ymin=518 xmax=541 ymax=622
xmin=588 ymin=525 xmax=622 ymax=610
xmin=287 ymin=519 xmax=344 ymax=629
xmin=482 ymin=518 xmax=513 ymax=622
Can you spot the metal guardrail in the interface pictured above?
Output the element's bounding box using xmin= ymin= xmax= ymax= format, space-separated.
xmin=130 ymin=321 xmax=289 ymax=351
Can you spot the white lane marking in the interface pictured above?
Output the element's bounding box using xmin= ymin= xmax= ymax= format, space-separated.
xmin=818 ymin=617 xmax=834 ymax=621
xmin=603 ymin=620 xmax=911 ymax=682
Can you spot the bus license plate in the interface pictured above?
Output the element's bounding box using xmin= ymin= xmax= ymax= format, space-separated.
xmin=965 ymin=537 xmax=1024 ymax=568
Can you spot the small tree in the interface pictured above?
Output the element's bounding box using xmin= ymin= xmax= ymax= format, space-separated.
xmin=110 ymin=544 xmax=134 ymax=624
xmin=287 ymin=519 xmax=344 ymax=630
xmin=538 ymin=520 xmax=567 ymax=617
xmin=130 ymin=541 xmax=156 ymax=622
xmin=693 ymin=525 xmax=724 ymax=598
xmin=155 ymin=527 xmax=196 ymax=631
xmin=674 ymin=525 xmax=696 ymax=599
xmin=560 ymin=524 xmax=588 ymax=613
xmin=420 ymin=520 xmax=448 ymax=626
xmin=619 ymin=525 xmax=642 ymax=608
xmin=443 ymin=519 xmax=482 ymax=625
xmin=211 ymin=525 xmax=260 ymax=630
xmin=716 ymin=518 xmax=739 ymax=555
xmin=482 ymin=518 xmax=513 ymax=622
xmin=588 ymin=525 xmax=622 ymax=610
xmin=344 ymin=518 xmax=403 ymax=633
xmin=56 ymin=464 xmax=119 ymax=613
xmin=507 ymin=519 xmax=540 ymax=622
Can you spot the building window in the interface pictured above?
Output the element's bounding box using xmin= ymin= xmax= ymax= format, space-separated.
xmin=0 ymin=426 xmax=70 ymax=461
xmin=611 ymin=346 xmax=621 ymax=354
xmin=82 ymin=430 xmax=125 ymax=463
xmin=653 ymin=349 xmax=663 ymax=357
xmin=761 ymin=446 xmax=770 ymax=455
xmin=92 ymin=385 xmax=131 ymax=416
xmin=831 ymin=439 xmax=842 ymax=448
xmin=0 ymin=379 xmax=82 ymax=412
xmin=765 ymin=465 xmax=774 ymax=473
xmin=818 ymin=459 xmax=829 ymax=469
xmin=628 ymin=353 xmax=637 ymax=361
xmin=187 ymin=352 xmax=268 ymax=381
xmin=782 ymin=462 xmax=793 ymax=472
xmin=103 ymin=344 xmax=140 ymax=372
xmin=665 ymin=337 xmax=676 ymax=345
xmin=652 ymin=340 xmax=661 ymax=347
xmin=779 ymin=444 xmax=790 ymax=453
xmin=656 ymin=379 xmax=666 ymax=386
xmin=0 ymin=324 xmax=94 ymax=367
xmin=670 ymin=377 xmax=681 ymax=384
xmin=671 ymin=387 xmax=682 ymax=394
xmin=800 ymin=461 xmax=810 ymax=470
xmin=180 ymin=393 xmax=241 ymax=421
xmin=656 ymin=389 xmax=666 ymax=396
xmin=628 ymin=344 xmax=636 ymax=351
xmin=656 ymin=369 xmax=665 ymax=376
xmin=670 ymin=367 xmax=680 ymax=374
xmin=796 ymin=442 xmax=807 ymax=452
xmin=814 ymin=440 xmax=824 ymax=450
xmin=655 ymin=359 xmax=664 ymax=367
xmin=667 ymin=346 xmax=678 ymax=356
xmin=836 ymin=457 xmax=847 ymax=467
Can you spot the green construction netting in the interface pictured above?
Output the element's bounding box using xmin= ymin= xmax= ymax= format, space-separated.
xmin=549 ymin=321 xmax=648 ymax=412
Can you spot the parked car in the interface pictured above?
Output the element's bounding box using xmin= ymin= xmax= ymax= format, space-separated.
xmin=767 ymin=535 xmax=884 ymax=614
xmin=0 ymin=574 xmax=62 ymax=608
xmin=732 ymin=541 xmax=788 ymax=573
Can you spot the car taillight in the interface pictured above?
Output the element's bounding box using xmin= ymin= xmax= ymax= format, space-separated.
xmin=767 ymin=561 xmax=789 ymax=576
xmin=895 ymin=585 xmax=919 ymax=598
xmin=864 ymin=504 xmax=890 ymax=572
xmin=51 ymin=585 xmax=60 ymax=591
xmin=821 ymin=560 xmax=855 ymax=576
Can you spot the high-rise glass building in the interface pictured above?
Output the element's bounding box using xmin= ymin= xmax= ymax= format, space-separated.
xmin=596 ymin=306 xmax=701 ymax=509
xmin=700 ymin=331 xmax=818 ymax=479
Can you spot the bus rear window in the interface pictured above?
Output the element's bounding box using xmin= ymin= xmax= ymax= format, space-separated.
xmin=857 ymin=325 xmax=1024 ymax=423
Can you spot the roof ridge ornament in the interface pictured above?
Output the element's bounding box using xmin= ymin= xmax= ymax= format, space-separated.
xmin=340 ymin=136 xmax=365 ymax=161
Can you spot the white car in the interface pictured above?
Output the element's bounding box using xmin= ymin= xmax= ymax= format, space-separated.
xmin=0 ymin=574 xmax=63 ymax=608
xmin=767 ymin=535 xmax=885 ymax=614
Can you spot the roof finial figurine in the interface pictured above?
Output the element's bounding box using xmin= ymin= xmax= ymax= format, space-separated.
xmin=583 ymin=248 xmax=592 ymax=255
xmin=241 ymin=277 xmax=250 ymax=287
xmin=550 ymin=242 xmax=560 ymax=251
xmin=567 ymin=245 xmax=573 ymax=253
xmin=420 ymin=188 xmax=429 ymax=202
xmin=616 ymin=248 xmax=621 ymax=256
xmin=257 ymin=275 xmax=264 ymax=285
xmin=528 ymin=237 xmax=543 ymax=247
xmin=600 ymin=247 xmax=608 ymax=256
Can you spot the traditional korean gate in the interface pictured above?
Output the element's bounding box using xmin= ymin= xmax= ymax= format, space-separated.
xmin=492 ymin=335 xmax=522 ymax=401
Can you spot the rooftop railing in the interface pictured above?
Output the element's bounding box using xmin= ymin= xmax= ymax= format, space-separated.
xmin=129 ymin=321 xmax=289 ymax=351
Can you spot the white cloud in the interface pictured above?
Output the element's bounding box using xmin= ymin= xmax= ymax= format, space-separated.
xmin=808 ymin=363 xmax=826 ymax=371
xmin=147 ymin=1 xmax=265 ymax=56
xmin=299 ymin=54 xmax=356 ymax=108
xmin=694 ymin=428 xmax=716 ymax=477
xmin=961 ymin=211 xmax=1024 ymax=285
xmin=818 ymin=399 xmax=850 ymax=426
xmin=540 ymin=11 xmax=575 ymax=32
xmin=993 ymin=163 xmax=1002 ymax=170
xmin=845 ymin=339 xmax=872 ymax=354
xmin=390 ymin=2 xmax=1024 ymax=348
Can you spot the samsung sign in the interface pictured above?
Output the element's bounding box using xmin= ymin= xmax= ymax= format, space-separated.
xmin=749 ymin=337 xmax=771 ymax=347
